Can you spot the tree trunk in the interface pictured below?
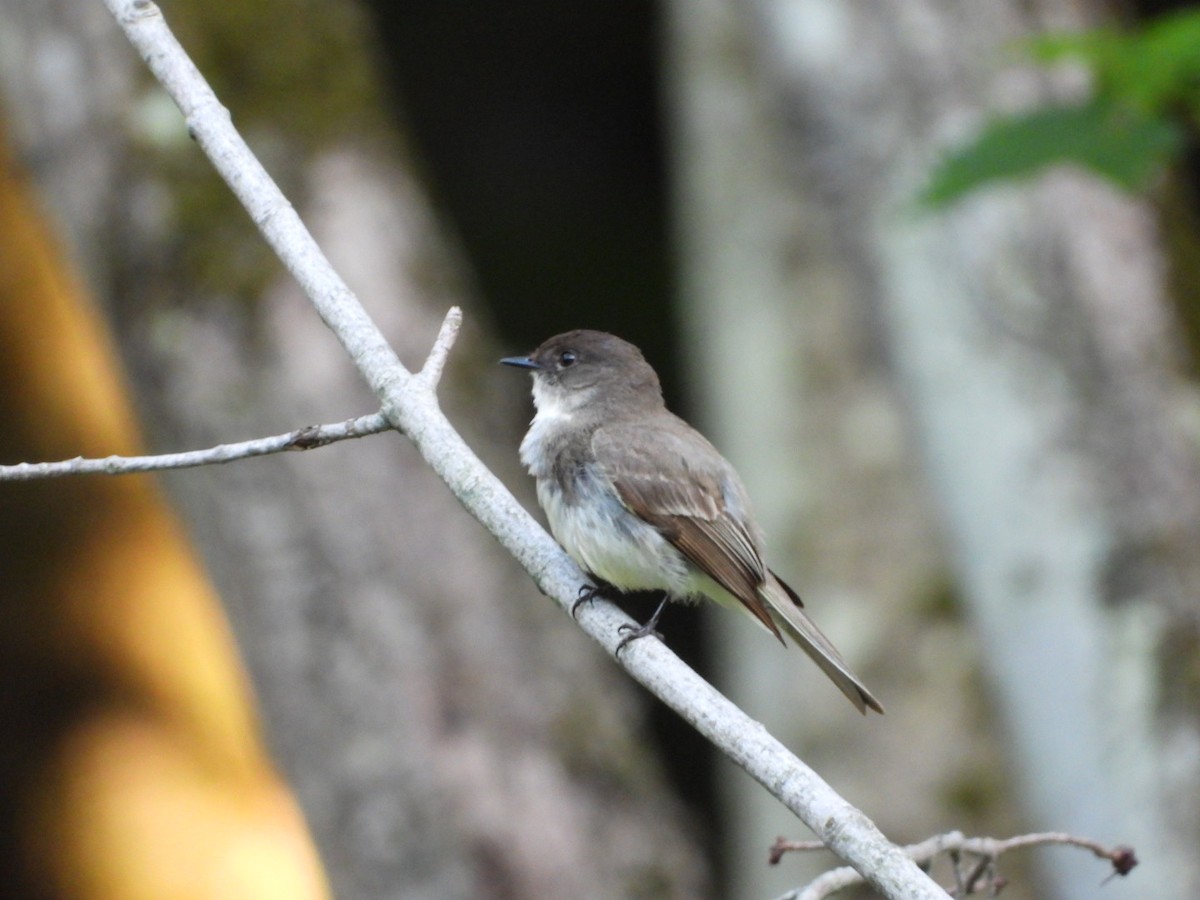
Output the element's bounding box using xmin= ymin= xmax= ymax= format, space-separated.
xmin=667 ymin=1 xmax=1200 ymax=898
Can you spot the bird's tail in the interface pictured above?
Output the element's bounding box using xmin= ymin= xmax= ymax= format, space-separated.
xmin=762 ymin=573 xmax=884 ymax=715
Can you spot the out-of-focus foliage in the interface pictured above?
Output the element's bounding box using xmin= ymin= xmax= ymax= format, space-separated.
xmin=921 ymin=10 xmax=1200 ymax=206
xmin=1028 ymin=10 xmax=1200 ymax=113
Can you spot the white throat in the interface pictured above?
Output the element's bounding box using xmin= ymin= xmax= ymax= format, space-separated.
xmin=530 ymin=376 xmax=578 ymax=424
xmin=519 ymin=377 xmax=590 ymax=475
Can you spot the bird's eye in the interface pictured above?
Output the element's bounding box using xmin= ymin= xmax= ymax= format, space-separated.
xmin=558 ymin=350 xmax=577 ymax=368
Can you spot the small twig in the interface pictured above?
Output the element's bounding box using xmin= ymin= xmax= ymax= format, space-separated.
xmin=0 ymin=299 xmax=463 ymax=482
xmin=957 ymin=852 xmax=991 ymax=896
xmin=770 ymin=839 xmax=827 ymax=863
xmin=417 ymin=306 xmax=463 ymax=389
xmin=771 ymin=831 xmax=1137 ymax=899
xmin=0 ymin=413 xmax=392 ymax=480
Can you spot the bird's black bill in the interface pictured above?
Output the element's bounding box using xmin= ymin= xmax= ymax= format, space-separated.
xmin=500 ymin=355 xmax=541 ymax=370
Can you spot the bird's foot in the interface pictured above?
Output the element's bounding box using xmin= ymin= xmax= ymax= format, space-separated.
xmin=571 ymin=583 xmax=605 ymax=619
xmin=614 ymin=594 xmax=670 ymax=656
xmin=615 ymin=620 xmax=663 ymax=655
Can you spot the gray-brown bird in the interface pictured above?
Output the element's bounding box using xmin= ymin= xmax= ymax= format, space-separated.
xmin=502 ymin=329 xmax=883 ymax=714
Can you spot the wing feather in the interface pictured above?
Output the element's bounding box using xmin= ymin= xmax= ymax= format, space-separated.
xmin=593 ymin=423 xmax=782 ymax=639
xmin=592 ymin=419 xmax=884 ymax=714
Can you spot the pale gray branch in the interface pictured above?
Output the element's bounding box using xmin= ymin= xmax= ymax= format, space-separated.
xmin=98 ymin=1 xmax=948 ymax=897
xmin=416 ymin=306 xmax=462 ymax=389
xmin=0 ymin=413 xmax=392 ymax=480
xmin=0 ymin=302 xmax=462 ymax=480
xmin=773 ymin=830 xmax=1137 ymax=899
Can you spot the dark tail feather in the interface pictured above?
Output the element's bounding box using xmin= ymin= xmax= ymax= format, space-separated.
xmin=763 ymin=572 xmax=884 ymax=715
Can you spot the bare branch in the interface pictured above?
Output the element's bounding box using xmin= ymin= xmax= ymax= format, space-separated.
xmin=417 ymin=306 xmax=463 ymax=390
xmin=0 ymin=413 xmax=392 ymax=481
xmin=0 ymin=302 xmax=461 ymax=481
xmin=98 ymin=2 xmax=948 ymax=897
xmin=771 ymin=830 xmax=1137 ymax=899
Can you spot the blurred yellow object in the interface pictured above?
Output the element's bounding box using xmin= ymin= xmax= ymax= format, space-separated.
xmin=0 ymin=129 xmax=329 ymax=899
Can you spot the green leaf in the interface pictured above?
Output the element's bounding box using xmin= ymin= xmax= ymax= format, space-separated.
xmin=1123 ymin=10 xmax=1200 ymax=111
xmin=919 ymin=99 xmax=1182 ymax=208
xmin=1026 ymin=10 xmax=1200 ymax=113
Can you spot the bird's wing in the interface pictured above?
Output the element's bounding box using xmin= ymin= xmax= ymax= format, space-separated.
xmin=592 ymin=422 xmax=783 ymax=640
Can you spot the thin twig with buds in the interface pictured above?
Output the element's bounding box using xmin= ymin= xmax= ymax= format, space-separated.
xmin=0 ymin=303 xmax=465 ymax=481
xmin=0 ymin=413 xmax=392 ymax=480
xmin=770 ymin=830 xmax=1137 ymax=899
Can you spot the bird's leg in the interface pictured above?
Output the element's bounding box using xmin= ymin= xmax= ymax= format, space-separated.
xmin=615 ymin=593 xmax=670 ymax=655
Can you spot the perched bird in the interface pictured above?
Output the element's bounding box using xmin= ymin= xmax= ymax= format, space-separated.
xmin=502 ymin=330 xmax=883 ymax=714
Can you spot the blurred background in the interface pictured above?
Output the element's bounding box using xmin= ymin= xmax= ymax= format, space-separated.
xmin=1 ymin=1 xmax=1198 ymax=898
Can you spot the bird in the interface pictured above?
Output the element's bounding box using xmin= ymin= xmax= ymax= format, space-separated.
xmin=501 ymin=329 xmax=883 ymax=715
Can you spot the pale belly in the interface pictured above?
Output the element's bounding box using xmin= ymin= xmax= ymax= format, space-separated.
xmin=535 ymin=473 xmax=773 ymax=633
xmin=536 ymin=476 xmax=692 ymax=595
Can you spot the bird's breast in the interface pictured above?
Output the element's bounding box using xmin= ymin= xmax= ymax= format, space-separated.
xmin=535 ymin=471 xmax=691 ymax=595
